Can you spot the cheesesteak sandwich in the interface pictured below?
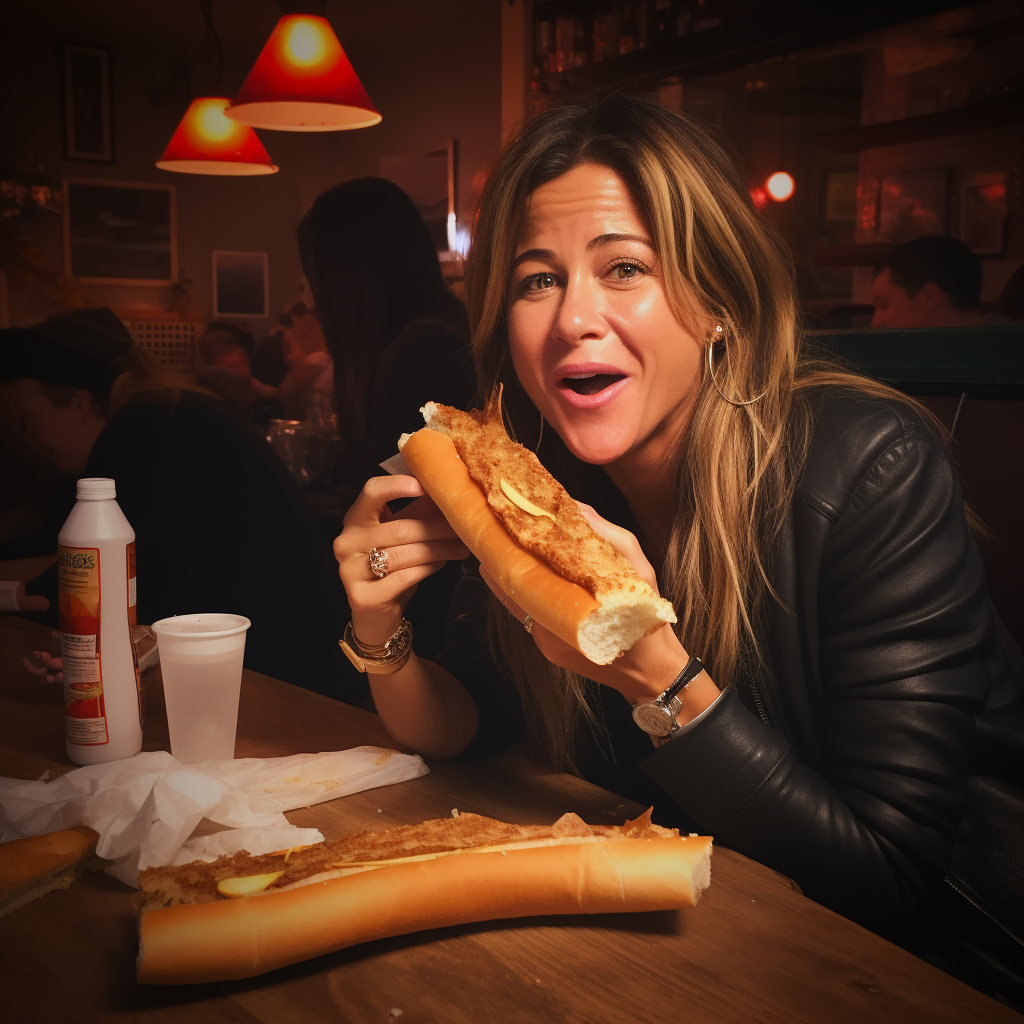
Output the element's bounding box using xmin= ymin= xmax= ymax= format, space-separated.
xmin=0 ymin=827 xmax=101 ymax=917
xmin=398 ymin=391 xmax=676 ymax=665
xmin=136 ymin=811 xmax=712 ymax=984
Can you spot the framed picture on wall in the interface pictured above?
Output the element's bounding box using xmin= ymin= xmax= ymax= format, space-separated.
xmin=62 ymin=44 xmax=114 ymax=162
xmin=212 ymin=251 xmax=269 ymax=318
xmin=380 ymin=142 xmax=456 ymax=254
xmin=961 ymin=171 xmax=1009 ymax=255
xmin=878 ymin=168 xmax=950 ymax=244
xmin=62 ymin=178 xmax=176 ymax=285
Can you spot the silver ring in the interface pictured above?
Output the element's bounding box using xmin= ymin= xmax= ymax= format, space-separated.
xmin=522 ymin=614 xmax=533 ymax=634
xmin=368 ymin=547 xmax=389 ymax=579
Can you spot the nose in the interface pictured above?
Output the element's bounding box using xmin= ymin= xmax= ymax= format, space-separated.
xmin=552 ymin=273 xmax=606 ymax=346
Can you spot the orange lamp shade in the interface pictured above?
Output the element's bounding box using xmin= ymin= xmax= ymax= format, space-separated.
xmin=765 ymin=171 xmax=795 ymax=202
xmin=226 ymin=15 xmax=381 ymax=131
xmin=156 ymin=98 xmax=278 ymax=175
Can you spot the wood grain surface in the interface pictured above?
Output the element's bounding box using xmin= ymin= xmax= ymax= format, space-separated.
xmin=0 ymin=616 xmax=1019 ymax=1024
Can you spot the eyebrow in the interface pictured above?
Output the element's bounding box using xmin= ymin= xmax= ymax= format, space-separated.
xmin=510 ymin=233 xmax=656 ymax=271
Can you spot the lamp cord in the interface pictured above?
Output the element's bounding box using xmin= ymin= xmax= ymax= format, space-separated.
xmin=199 ymin=0 xmax=224 ymax=86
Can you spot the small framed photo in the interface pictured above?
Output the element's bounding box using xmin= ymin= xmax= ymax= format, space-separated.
xmin=212 ymin=251 xmax=269 ymax=318
xmin=961 ymin=171 xmax=1009 ymax=256
xmin=62 ymin=44 xmax=114 ymax=162
xmin=878 ymin=168 xmax=950 ymax=244
xmin=823 ymin=170 xmax=859 ymax=223
xmin=63 ymin=178 xmax=176 ymax=285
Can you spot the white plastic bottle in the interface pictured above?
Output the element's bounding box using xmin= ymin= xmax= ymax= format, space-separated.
xmin=58 ymin=477 xmax=143 ymax=765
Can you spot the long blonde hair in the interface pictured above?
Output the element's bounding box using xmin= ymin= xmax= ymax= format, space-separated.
xmin=465 ymin=93 xmax=936 ymax=771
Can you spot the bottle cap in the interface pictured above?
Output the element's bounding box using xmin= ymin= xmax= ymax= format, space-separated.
xmin=76 ymin=477 xmax=116 ymax=500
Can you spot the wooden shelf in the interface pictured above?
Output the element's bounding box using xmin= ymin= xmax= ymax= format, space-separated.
xmin=532 ymin=1 xmax=966 ymax=101
xmin=817 ymin=95 xmax=1024 ymax=153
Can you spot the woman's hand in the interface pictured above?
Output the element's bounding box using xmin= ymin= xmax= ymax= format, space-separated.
xmin=22 ymin=642 xmax=63 ymax=685
xmin=479 ymin=503 xmax=718 ymax=714
xmin=334 ymin=475 xmax=469 ymax=646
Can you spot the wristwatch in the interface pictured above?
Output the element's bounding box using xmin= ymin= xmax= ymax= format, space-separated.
xmin=631 ymin=655 xmax=705 ymax=737
xmin=339 ymin=619 xmax=413 ymax=675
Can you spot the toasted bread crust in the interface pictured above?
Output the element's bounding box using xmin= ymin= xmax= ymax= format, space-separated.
xmin=136 ymin=813 xmax=712 ymax=984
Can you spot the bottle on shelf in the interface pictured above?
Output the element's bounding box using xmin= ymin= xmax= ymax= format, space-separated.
xmin=58 ymin=477 xmax=143 ymax=766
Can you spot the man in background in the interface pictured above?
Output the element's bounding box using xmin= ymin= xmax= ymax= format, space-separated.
xmin=871 ymin=235 xmax=992 ymax=328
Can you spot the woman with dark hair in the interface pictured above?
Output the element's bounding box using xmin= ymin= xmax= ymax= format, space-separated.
xmin=332 ymin=95 xmax=1023 ymax=1003
xmin=298 ymin=177 xmax=476 ymax=487
xmin=300 ymin=177 xmax=476 ymax=654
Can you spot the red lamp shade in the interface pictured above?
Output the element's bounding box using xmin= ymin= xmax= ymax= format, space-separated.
xmin=226 ymin=15 xmax=381 ymax=131
xmin=156 ymin=98 xmax=278 ymax=175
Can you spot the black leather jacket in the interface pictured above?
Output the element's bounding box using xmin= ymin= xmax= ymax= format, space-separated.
xmin=438 ymin=388 xmax=1024 ymax=997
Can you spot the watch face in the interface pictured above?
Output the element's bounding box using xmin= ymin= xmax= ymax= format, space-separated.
xmin=632 ymin=702 xmax=674 ymax=737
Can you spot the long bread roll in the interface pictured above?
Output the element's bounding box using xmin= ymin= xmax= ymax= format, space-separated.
xmin=137 ymin=812 xmax=712 ymax=984
xmin=398 ymin=393 xmax=676 ymax=664
xmin=0 ymin=827 xmax=100 ymax=917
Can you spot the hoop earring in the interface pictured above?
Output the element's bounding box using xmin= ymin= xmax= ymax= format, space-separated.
xmin=535 ymin=412 xmax=544 ymax=453
xmin=707 ymin=325 xmax=768 ymax=407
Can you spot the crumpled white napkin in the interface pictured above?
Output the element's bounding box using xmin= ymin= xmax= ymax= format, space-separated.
xmin=0 ymin=747 xmax=428 ymax=887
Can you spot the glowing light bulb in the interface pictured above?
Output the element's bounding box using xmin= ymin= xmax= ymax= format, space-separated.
xmin=765 ymin=172 xmax=795 ymax=202
xmin=195 ymin=99 xmax=236 ymax=142
xmin=286 ymin=19 xmax=327 ymax=66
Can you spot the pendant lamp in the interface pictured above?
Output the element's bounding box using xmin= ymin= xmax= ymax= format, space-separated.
xmin=226 ymin=14 xmax=381 ymax=131
xmin=156 ymin=97 xmax=278 ymax=175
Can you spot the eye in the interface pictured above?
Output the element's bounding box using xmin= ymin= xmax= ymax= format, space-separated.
xmin=610 ymin=260 xmax=646 ymax=282
xmin=524 ymin=272 xmax=557 ymax=291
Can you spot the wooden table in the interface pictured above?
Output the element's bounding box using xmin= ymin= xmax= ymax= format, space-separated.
xmin=1 ymin=616 xmax=1019 ymax=1024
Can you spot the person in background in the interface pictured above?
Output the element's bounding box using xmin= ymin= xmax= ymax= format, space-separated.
xmin=870 ymin=235 xmax=1002 ymax=328
xmin=995 ymin=261 xmax=1024 ymax=321
xmin=0 ymin=307 xmax=365 ymax=703
xmin=194 ymin=321 xmax=282 ymax=425
xmin=272 ymin=301 xmax=334 ymax=424
xmin=298 ymin=177 xmax=477 ymax=656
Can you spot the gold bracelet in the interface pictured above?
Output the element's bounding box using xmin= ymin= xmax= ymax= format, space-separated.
xmin=339 ymin=619 xmax=413 ymax=675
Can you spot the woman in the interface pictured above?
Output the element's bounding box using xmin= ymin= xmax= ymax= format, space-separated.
xmin=298 ymin=177 xmax=476 ymax=487
xmin=332 ymin=96 xmax=1023 ymax=999
xmin=271 ymin=302 xmax=334 ymax=424
xmin=300 ymin=177 xmax=476 ymax=655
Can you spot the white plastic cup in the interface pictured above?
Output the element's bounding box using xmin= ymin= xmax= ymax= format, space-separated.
xmin=151 ymin=613 xmax=251 ymax=764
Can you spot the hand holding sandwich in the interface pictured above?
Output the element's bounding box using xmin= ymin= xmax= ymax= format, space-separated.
xmin=477 ymin=500 xmax=719 ymax=728
xmin=333 ymin=472 xmax=478 ymax=759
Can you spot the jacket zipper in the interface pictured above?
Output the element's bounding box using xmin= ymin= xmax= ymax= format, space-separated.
xmin=944 ymin=877 xmax=1024 ymax=947
xmin=748 ymin=679 xmax=770 ymax=725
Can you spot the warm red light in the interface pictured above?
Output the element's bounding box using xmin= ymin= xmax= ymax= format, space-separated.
xmin=226 ymin=15 xmax=381 ymax=131
xmin=765 ymin=171 xmax=795 ymax=202
xmin=750 ymin=186 xmax=769 ymax=211
xmin=156 ymin=98 xmax=278 ymax=176
xmin=978 ymin=182 xmax=1007 ymax=202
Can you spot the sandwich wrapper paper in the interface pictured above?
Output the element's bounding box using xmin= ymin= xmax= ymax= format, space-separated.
xmin=0 ymin=747 xmax=428 ymax=887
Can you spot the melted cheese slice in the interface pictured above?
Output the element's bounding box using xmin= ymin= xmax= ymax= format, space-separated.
xmin=500 ymin=478 xmax=555 ymax=521
xmin=216 ymin=870 xmax=285 ymax=898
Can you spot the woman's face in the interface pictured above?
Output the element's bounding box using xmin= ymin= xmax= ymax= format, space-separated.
xmin=277 ymin=307 xmax=325 ymax=367
xmin=506 ymin=162 xmax=703 ymax=468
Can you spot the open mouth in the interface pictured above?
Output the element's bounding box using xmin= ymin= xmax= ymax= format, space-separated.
xmin=560 ymin=373 xmax=626 ymax=396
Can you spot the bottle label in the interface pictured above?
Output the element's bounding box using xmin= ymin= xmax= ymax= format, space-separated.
xmin=127 ymin=542 xmax=144 ymax=728
xmin=58 ymin=545 xmax=109 ymax=746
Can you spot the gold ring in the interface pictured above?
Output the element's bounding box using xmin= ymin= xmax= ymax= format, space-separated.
xmin=522 ymin=614 xmax=533 ymax=634
xmin=368 ymin=547 xmax=389 ymax=579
